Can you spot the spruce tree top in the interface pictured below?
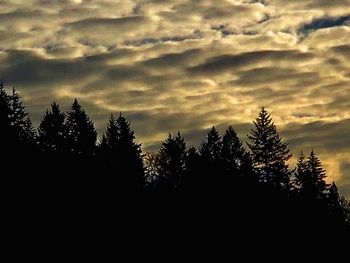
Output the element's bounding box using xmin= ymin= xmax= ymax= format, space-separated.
xmin=247 ymin=107 xmax=291 ymax=187
xmin=200 ymin=126 xmax=222 ymax=162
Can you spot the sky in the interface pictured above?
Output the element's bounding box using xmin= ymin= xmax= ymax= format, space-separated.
xmin=0 ymin=0 xmax=349 ymax=198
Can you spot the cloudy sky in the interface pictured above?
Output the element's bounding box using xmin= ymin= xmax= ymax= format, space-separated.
xmin=0 ymin=0 xmax=349 ymax=197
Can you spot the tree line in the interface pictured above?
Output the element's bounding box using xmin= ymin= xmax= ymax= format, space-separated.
xmin=0 ymin=80 xmax=349 ymax=234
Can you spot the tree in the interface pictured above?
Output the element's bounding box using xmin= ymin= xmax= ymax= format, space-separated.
xmin=65 ymin=98 xmax=97 ymax=156
xmin=157 ymin=132 xmax=187 ymax=189
xmin=307 ymin=150 xmax=327 ymax=199
xmin=114 ymin=114 xmax=144 ymax=189
xmin=294 ymin=151 xmax=308 ymax=189
xmin=221 ymin=126 xmax=253 ymax=178
xmin=339 ymin=197 xmax=350 ymax=227
xmin=38 ymin=102 xmax=67 ymax=153
xmin=199 ymin=126 xmax=222 ymax=163
xmin=247 ymin=107 xmax=292 ymax=189
xmin=101 ymin=114 xmax=145 ymax=190
xmin=105 ymin=114 xmax=119 ymax=148
xmin=9 ymin=87 xmax=36 ymax=144
xmin=22 ymin=117 xmax=36 ymax=146
xmin=0 ymin=81 xmax=14 ymax=151
xmin=328 ymin=183 xmax=341 ymax=214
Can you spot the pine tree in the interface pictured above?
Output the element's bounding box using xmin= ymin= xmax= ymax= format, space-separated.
xmin=9 ymin=87 xmax=35 ymax=144
xmin=105 ymin=114 xmax=119 ymax=148
xmin=101 ymin=114 xmax=144 ymax=190
xmin=0 ymin=80 xmax=14 ymax=151
xmin=295 ymin=151 xmax=308 ymax=189
xmin=221 ymin=126 xmax=252 ymax=178
xmin=307 ymin=150 xmax=327 ymax=198
xmin=199 ymin=126 xmax=222 ymax=163
xmin=114 ymin=113 xmax=144 ymax=189
xmin=38 ymin=102 xmax=67 ymax=152
xmin=157 ymin=132 xmax=187 ymax=189
xmin=339 ymin=197 xmax=350 ymax=227
xmin=65 ymin=99 xmax=97 ymax=156
xmin=247 ymin=107 xmax=292 ymax=189
xmin=22 ymin=117 xmax=36 ymax=145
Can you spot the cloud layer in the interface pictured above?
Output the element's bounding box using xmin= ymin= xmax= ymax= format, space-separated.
xmin=0 ymin=0 xmax=349 ymax=197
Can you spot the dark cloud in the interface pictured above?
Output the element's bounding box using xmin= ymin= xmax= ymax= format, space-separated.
xmin=0 ymin=50 xmax=102 ymax=86
xmin=282 ymin=119 xmax=350 ymax=153
xmin=66 ymin=16 xmax=146 ymax=30
xmin=299 ymin=15 xmax=350 ymax=36
xmin=188 ymin=50 xmax=314 ymax=75
xmin=235 ymin=67 xmax=318 ymax=86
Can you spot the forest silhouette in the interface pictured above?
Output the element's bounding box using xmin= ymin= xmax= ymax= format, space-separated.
xmin=1 ymin=80 xmax=349 ymax=236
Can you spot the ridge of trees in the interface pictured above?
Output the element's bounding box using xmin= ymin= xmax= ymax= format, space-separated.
xmin=0 ymin=81 xmax=349 ymax=233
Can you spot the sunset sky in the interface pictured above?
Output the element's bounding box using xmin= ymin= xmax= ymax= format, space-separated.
xmin=0 ymin=0 xmax=349 ymax=198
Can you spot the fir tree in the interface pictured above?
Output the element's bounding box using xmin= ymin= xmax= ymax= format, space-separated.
xmin=9 ymin=87 xmax=35 ymax=144
xmin=22 ymin=117 xmax=36 ymax=145
xmin=38 ymin=102 xmax=67 ymax=152
xmin=65 ymin=98 xmax=97 ymax=156
xmin=157 ymin=132 xmax=187 ymax=189
xmin=101 ymin=113 xmax=144 ymax=190
xmin=0 ymin=80 xmax=14 ymax=150
xmin=115 ymin=113 xmax=145 ymax=189
xmin=199 ymin=126 xmax=222 ymax=163
xmin=221 ymin=126 xmax=252 ymax=178
xmin=247 ymin=107 xmax=292 ymax=189
xmin=295 ymin=151 xmax=308 ymax=189
xmin=307 ymin=150 xmax=327 ymax=199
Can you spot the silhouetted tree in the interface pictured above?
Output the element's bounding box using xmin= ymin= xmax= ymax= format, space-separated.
xmin=9 ymin=87 xmax=36 ymax=144
xmin=199 ymin=126 xmax=222 ymax=163
xmin=105 ymin=114 xmax=119 ymax=147
xmin=340 ymin=197 xmax=350 ymax=227
xmin=306 ymin=150 xmax=328 ymax=199
xmin=184 ymin=146 xmax=201 ymax=183
xmin=221 ymin=126 xmax=253 ymax=179
xmin=247 ymin=107 xmax=291 ymax=189
xmin=22 ymin=117 xmax=36 ymax=145
xmin=157 ymin=132 xmax=187 ymax=190
xmin=65 ymin=98 xmax=97 ymax=156
xmin=115 ymin=114 xmax=144 ymax=190
xmin=295 ymin=151 xmax=308 ymax=189
xmin=38 ymin=102 xmax=67 ymax=153
xmin=327 ymin=183 xmax=344 ymax=222
xmin=0 ymin=81 xmax=15 ymax=154
xmin=100 ymin=114 xmax=144 ymax=191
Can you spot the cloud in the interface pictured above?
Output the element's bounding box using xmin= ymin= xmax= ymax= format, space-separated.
xmin=299 ymin=15 xmax=350 ymax=36
xmin=0 ymin=0 xmax=349 ymax=197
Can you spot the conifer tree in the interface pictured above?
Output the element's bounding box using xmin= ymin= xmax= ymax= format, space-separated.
xmin=115 ymin=114 xmax=144 ymax=189
xmin=38 ymin=102 xmax=67 ymax=152
xmin=101 ymin=114 xmax=144 ymax=190
xmin=157 ymin=132 xmax=187 ymax=189
xmin=295 ymin=151 xmax=308 ymax=189
xmin=307 ymin=150 xmax=327 ymax=194
xmin=22 ymin=117 xmax=36 ymax=145
xmin=0 ymin=81 xmax=14 ymax=151
xmin=247 ymin=107 xmax=291 ymax=189
xmin=9 ymin=87 xmax=35 ymax=144
xmin=296 ymin=150 xmax=328 ymax=200
xmin=199 ymin=126 xmax=222 ymax=163
xmin=65 ymin=99 xmax=97 ymax=156
xmin=221 ymin=126 xmax=252 ymax=178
